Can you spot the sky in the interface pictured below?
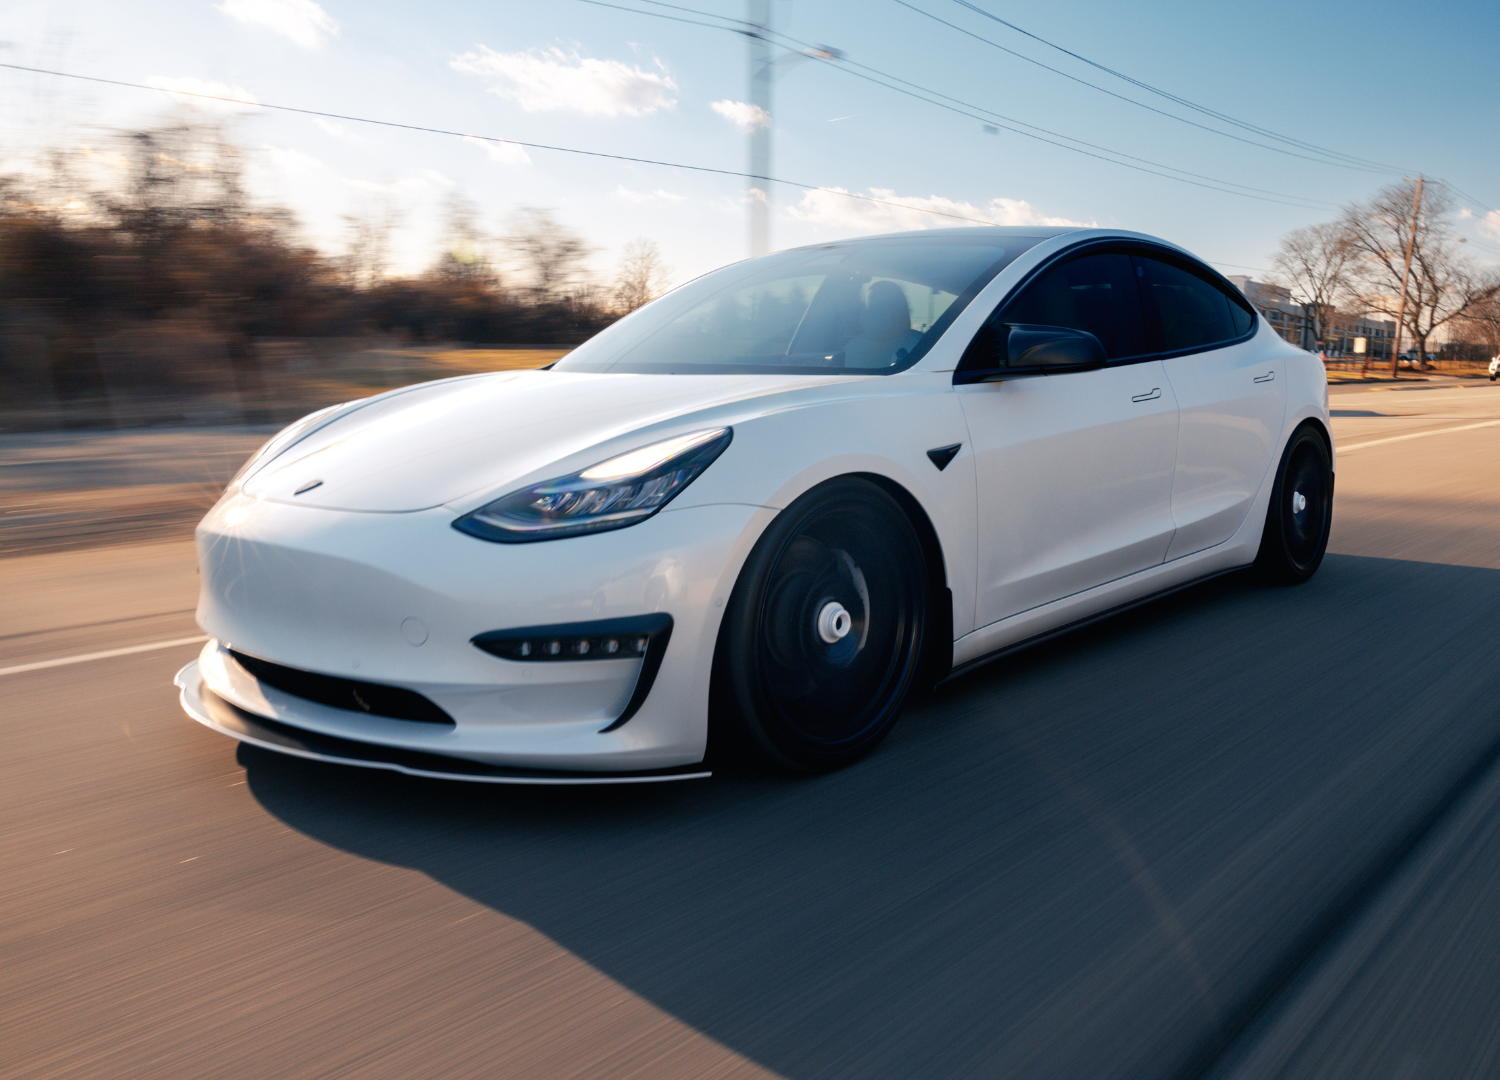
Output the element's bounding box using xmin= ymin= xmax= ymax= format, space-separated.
xmin=3 ymin=0 xmax=1499 ymax=289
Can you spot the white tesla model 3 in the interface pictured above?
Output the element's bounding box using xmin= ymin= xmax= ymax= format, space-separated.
xmin=176 ymin=226 xmax=1333 ymax=783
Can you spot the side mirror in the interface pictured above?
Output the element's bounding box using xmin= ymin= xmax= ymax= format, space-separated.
xmin=954 ymin=323 xmax=1106 ymax=383
xmin=1006 ymin=324 xmax=1107 ymax=370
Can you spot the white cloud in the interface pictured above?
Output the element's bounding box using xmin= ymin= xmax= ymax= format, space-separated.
xmin=712 ymin=99 xmax=771 ymax=132
xmin=144 ymin=76 xmax=259 ymax=113
xmin=1458 ymin=207 xmax=1473 ymax=219
xmin=218 ymin=0 xmax=338 ymax=50
xmin=462 ymin=135 xmax=532 ymax=166
xmin=347 ymin=170 xmax=454 ymax=195
xmin=259 ymin=144 xmax=330 ymax=177
xmin=788 ymin=187 xmax=1090 ymax=235
xmin=1481 ymin=210 xmax=1500 ymax=243
xmin=450 ymin=46 xmax=677 ymax=116
xmin=311 ymin=117 xmax=366 ymax=143
xmin=613 ymin=185 xmax=687 ymax=204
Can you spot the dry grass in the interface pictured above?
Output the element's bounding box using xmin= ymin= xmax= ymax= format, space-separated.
xmin=420 ymin=348 xmax=570 ymax=374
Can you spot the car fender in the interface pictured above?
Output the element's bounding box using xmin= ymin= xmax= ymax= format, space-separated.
xmin=676 ymin=373 xmax=979 ymax=640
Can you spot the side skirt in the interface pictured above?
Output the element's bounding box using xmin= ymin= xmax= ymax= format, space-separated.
xmin=941 ymin=564 xmax=1251 ymax=685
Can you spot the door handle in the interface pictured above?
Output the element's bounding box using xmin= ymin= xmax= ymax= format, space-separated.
xmin=1131 ymin=388 xmax=1161 ymax=402
xmin=1253 ymin=370 xmax=1276 ymax=383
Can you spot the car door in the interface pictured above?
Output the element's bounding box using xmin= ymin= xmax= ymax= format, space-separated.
xmin=958 ymin=251 xmax=1180 ymax=629
xmin=1134 ymin=254 xmax=1286 ymax=560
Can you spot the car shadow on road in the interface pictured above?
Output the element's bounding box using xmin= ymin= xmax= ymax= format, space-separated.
xmin=242 ymin=553 xmax=1500 ymax=1080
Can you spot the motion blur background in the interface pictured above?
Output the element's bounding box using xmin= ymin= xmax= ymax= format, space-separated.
xmin=6 ymin=4 xmax=1500 ymax=1079
xmin=3 ymin=0 xmax=1500 ymax=443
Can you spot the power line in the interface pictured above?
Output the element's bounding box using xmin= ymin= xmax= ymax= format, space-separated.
xmin=578 ymin=0 xmax=741 ymax=33
xmin=0 ymin=61 xmax=1008 ymax=228
xmin=1437 ymin=179 xmax=1498 ymax=218
xmin=581 ymin=0 xmax=1337 ymax=210
xmin=810 ymin=52 xmax=1335 ymax=209
xmin=945 ymin=0 xmax=1401 ymax=174
xmin=891 ymin=0 xmax=1387 ymax=176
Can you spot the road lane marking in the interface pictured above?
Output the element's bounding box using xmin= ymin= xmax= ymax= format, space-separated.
xmin=1339 ymin=419 xmax=1500 ymax=454
xmin=0 ymin=635 xmax=208 ymax=677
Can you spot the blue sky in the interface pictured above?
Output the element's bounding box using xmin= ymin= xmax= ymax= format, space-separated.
xmin=4 ymin=0 xmax=1498 ymax=287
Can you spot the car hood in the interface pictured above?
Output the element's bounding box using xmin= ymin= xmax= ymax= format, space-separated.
xmin=241 ymin=369 xmax=844 ymax=512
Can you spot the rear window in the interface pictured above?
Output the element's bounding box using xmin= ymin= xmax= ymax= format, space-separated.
xmin=1135 ymin=255 xmax=1254 ymax=353
xmin=554 ymin=235 xmax=1046 ymax=375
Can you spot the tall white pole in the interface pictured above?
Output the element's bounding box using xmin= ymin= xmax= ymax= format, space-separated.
xmin=747 ymin=0 xmax=771 ymax=257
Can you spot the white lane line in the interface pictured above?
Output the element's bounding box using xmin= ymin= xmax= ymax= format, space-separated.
xmin=1340 ymin=419 xmax=1500 ymax=454
xmin=0 ymin=635 xmax=208 ymax=677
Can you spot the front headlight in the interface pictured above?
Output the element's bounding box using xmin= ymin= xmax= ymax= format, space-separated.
xmin=453 ymin=428 xmax=733 ymax=543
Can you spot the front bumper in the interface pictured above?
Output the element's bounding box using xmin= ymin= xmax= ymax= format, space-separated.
xmin=190 ymin=494 xmax=772 ymax=773
xmin=175 ymin=659 xmax=711 ymax=784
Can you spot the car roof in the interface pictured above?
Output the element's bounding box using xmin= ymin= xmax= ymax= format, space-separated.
xmin=784 ymin=225 xmax=1085 ymax=250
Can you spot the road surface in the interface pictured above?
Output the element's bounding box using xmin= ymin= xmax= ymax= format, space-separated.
xmin=3 ymin=379 xmax=1499 ymax=1079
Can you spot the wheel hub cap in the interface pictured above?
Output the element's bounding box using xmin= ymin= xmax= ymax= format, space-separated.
xmin=1292 ymin=491 xmax=1307 ymax=514
xmin=816 ymin=601 xmax=853 ymax=644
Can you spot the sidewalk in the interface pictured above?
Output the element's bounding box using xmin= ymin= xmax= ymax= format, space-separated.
xmin=1325 ymin=363 xmax=1492 ymax=386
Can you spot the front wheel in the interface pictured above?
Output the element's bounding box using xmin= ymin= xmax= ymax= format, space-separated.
xmin=714 ymin=477 xmax=928 ymax=773
xmin=1255 ymin=424 xmax=1333 ymax=584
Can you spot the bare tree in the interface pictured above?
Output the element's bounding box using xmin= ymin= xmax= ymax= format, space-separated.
xmin=504 ymin=208 xmax=593 ymax=304
xmin=1342 ymin=180 xmax=1500 ymax=372
xmin=342 ymin=198 xmax=400 ymax=289
xmin=613 ymin=238 xmax=671 ymax=312
xmin=102 ymin=121 xmax=250 ymax=240
xmin=1460 ymin=293 xmax=1500 ymax=356
xmin=1271 ymin=221 xmax=1352 ymax=347
xmin=431 ymin=191 xmax=495 ymax=286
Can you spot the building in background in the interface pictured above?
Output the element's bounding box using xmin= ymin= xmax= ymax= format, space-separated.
xmin=1226 ymin=276 xmax=1393 ymax=359
xmin=1226 ymin=276 xmax=1308 ymax=348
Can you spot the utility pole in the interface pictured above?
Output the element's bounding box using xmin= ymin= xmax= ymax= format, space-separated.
xmin=746 ymin=0 xmax=772 ymax=258
xmin=741 ymin=3 xmax=840 ymax=258
xmin=1389 ymin=175 xmax=1424 ymax=379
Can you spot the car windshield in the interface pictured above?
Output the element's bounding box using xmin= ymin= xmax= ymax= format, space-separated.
xmin=554 ymin=234 xmax=1045 ymax=375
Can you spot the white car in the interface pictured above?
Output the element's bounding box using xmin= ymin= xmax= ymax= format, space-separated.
xmin=176 ymin=227 xmax=1333 ymax=783
xmin=1489 ymin=355 xmax=1498 ymax=381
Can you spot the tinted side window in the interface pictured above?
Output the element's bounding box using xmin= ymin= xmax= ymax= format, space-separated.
xmin=1001 ymin=252 xmax=1146 ymax=360
xmin=1135 ymin=256 xmax=1243 ymax=352
xmin=1229 ymin=298 xmax=1254 ymax=337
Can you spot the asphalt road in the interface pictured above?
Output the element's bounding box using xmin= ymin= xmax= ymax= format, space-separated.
xmin=3 ymin=379 xmax=1499 ymax=1080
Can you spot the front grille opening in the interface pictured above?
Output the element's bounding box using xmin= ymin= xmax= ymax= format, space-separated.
xmin=229 ymin=650 xmax=455 ymax=726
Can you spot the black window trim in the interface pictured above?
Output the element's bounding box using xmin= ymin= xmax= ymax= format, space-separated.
xmin=953 ymin=237 xmax=1260 ymax=382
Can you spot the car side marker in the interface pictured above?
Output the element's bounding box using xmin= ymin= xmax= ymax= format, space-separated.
xmin=927 ymin=444 xmax=962 ymax=471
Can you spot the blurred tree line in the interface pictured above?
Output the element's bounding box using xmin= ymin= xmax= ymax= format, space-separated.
xmin=0 ymin=120 xmax=671 ymax=427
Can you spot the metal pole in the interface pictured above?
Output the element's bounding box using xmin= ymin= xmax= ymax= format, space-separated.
xmin=747 ymin=0 xmax=771 ymax=257
xmin=1389 ymin=175 xmax=1423 ymax=379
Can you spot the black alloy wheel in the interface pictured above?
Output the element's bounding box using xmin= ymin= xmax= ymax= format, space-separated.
xmin=714 ymin=477 xmax=929 ymax=772
xmin=1256 ymin=423 xmax=1333 ymax=584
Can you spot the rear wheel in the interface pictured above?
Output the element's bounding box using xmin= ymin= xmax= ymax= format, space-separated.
xmin=715 ymin=478 xmax=928 ymax=772
xmin=1255 ymin=424 xmax=1333 ymax=584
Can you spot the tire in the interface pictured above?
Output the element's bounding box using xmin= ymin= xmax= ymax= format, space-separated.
xmin=1255 ymin=423 xmax=1333 ymax=584
xmin=714 ymin=477 xmax=928 ymax=773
